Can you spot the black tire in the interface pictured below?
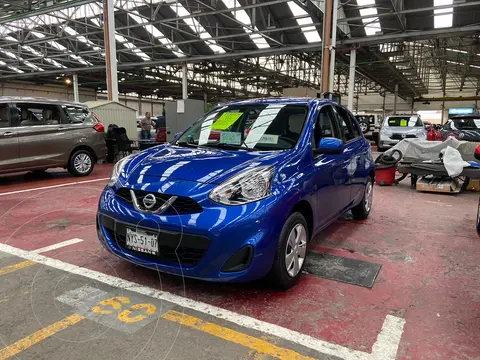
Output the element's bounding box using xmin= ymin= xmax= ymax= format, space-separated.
xmin=268 ymin=212 xmax=309 ymax=290
xmin=359 ymin=121 xmax=370 ymax=134
xmin=68 ymin=149 xmax=94 ymax=177
xmin=476 ymin=198 xmax=480 ymax=232
xmin=351 ymin=177 xmax=373 ymax=220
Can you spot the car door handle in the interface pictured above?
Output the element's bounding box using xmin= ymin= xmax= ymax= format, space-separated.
xmin=0 ymin=131 xmax=16 ymax=136
xmin=56 ymin=127 xmax=68 ymax=131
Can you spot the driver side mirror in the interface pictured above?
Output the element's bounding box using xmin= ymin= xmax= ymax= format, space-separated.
xmin=313 ymin=137 xmax=344 ymax=155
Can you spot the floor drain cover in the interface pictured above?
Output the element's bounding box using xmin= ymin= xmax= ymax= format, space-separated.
xmin=305 ymin=252 xmax=382 ymax=288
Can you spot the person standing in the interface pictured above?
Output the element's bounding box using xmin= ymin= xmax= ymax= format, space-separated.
xmin=140 ymin=112 xmax=155 ymax=140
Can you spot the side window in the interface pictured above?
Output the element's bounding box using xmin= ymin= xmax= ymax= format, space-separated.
xmin=63 ymin=106 xmax=92 ymax=124
xmin=333 ymin=106 xmax=360 ymax=141
xmin=313 ymin=105 xmax=340 ymax=148
xmin=16 ymin=104 xmax=60 ymax=126
xmin=0 ymin=104 xmax=9 ymax=128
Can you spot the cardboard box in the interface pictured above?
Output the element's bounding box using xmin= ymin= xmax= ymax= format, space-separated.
xmin=466 ymin=179 xmax=480 ymax=191
xmin=416 ymin=177 xmax=461 ymax=193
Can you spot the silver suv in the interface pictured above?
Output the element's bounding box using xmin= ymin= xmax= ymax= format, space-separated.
xmin=0 ymin=97 xmax=106 ymax=176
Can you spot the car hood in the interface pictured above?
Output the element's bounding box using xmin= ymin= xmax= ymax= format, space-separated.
xmin=387 ymin=126 xmax=424 ymax=134
xmin=448 ymin=129 xmax=480 ymax=141
xmin=126 ymin=144 xmax=285 ymax=184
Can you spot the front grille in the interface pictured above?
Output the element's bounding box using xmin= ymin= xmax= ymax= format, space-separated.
xmin=390 ymin=134 xmax=417 ymax=140
xmin=115 ymin=188 xmax=202 ymax=215
xmin=101 ymin=215 xmax=210 ymax=266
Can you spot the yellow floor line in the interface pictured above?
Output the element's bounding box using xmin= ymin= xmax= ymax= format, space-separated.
xmin=0 ymin=260 xmax=36 ymax=276
xmin=0 ymin=314 xmax=84 ymax=360
xmin=162 ymin=310 xmax=316 ymax=360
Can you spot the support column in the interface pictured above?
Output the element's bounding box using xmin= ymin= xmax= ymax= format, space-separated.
xmin=382 ymin=91 xmax=386 ymax=119
xmin=138 ymin=93 xmax=142 ymax=114
xmin=73 ymin=73 xmax=79 ymax=102
xmin=347 ymin=49 xmax=356 ymax=111
xmin=182 ymin=62 xmax=188 ymax=100
xmin=320 ymin=0 xmax=333 ymax=93
xmin=104 ymin=0 xmax=118 ymax=102
xmin=393 ymin=83 xmax=399 ymax=114
xmin=328 ymin=0 xmax=338 ymax=93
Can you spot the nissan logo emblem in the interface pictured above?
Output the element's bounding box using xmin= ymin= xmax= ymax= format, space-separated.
xmin=401 ymin=133 xmax=406 ymax=138
xmin=142 ymin=194 xmax=157 ymax=209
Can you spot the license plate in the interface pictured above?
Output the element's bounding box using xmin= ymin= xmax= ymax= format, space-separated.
xmin=126 ymin=228 xmax=158 ymax=255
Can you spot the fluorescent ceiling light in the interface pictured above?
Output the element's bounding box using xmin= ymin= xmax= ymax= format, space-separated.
xmin=287 ymin=1 xmax=321 ymax=43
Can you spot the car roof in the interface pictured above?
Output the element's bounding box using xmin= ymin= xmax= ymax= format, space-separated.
xmin=450 ymin=115 xmax=480 ymax=119
xmin=0 ymin=96 xmax=85 ymax=107
xmin=224 ymin=97 xmax=337 ymax=106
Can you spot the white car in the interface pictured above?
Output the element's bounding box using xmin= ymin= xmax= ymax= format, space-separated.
xmin=378 ymin=115 xmax=427 ymax=151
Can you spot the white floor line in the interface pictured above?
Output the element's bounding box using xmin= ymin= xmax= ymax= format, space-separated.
xmin=32 ymin=238 xmax=85 ymax=254
xmin=0 ymin=242 xmax=404 ymax=360
xmin=0 ymin=178 xmax=109 ymax=196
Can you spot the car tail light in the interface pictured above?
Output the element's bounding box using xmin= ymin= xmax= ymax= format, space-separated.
xmin=92 ymin=112 xmax=105 ymax=132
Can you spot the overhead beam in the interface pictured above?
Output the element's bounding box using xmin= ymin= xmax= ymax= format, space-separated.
xmin=337 ymin=0 xmax=480 ymax=23
xmin=0 ymin=0 xmax=97 ymax=25
xmin=414 ymin=96 xmax=480 ymax=102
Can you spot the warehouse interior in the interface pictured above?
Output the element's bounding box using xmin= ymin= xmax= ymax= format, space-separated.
xmin=1 ymin=1 xmax=480 ymax=360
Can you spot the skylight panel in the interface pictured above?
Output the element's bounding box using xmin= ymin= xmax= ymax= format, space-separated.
xmin=127 ymin=11 xmax=186 ymax=57
xmin=221 ymin=0 xmax=270 ymax=49
xmin=63 ymin=26 xmax=101 ymax=51
xmin=287 ymin=2 xmax=321 ymax=43
xmin=356 ymin=0 xmax=381 ymax=36
xmin=434 ymin=0 xmax=453 ymax=29
xmin=31 ymin=31 xmax=93 ymax=66
xmin=169 ymin=3 xmax=225 ymax=54
xmin=0 ymin=46 xmax=44 ymax=71
xmin=91 ymin=17 xmax=151 ymax=61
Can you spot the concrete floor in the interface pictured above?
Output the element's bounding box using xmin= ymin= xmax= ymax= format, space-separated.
xmin=0 ymin=164 xmax=479 ymax=360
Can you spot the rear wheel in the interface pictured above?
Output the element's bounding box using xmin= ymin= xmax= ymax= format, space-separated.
xmin=352 ymin=177 xmax=373 ymax=220
xmin=268 ymin=212 xmax=308 ymax=290
xmin=68 ymin=150 xmax=94 ymax=177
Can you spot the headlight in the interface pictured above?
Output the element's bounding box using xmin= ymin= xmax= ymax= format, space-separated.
xmin=380 ymin=127 xmax=392 ymax=136
xmin=108 ymin=154 xmax=134 ymax=187
xmin=209 ymin=166 xmax=274 ymax=205
xmin=416 ymin=129 xmax=427 ymax=138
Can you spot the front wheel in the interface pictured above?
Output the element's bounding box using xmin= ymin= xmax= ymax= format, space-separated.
xmin=268 ymin=212 xmax=308 ymax=290
xmin=352 ymin=177 xmax=373 ymax=220
xmin=68 ymin=150 xmax=94 ymax=177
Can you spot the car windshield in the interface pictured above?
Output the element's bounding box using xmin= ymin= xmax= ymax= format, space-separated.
xmin=176 ymin=104 xmax=308 ymax=151
xmin=450 ymin=118 xmax=480 ymax=130
xmin=386 ymin=116 xmax=422 ymax=127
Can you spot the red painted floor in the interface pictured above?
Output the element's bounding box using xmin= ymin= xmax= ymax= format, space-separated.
xmin=1 ymin=173 xmax=479 ymax=359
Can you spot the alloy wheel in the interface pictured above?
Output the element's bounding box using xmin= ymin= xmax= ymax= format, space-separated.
xmin=285 ymin=223 xmax=307 ymax=277
xmin=364 ymin=178 xmax=373 ymax=213
xmin=74 ymin=153 xmax=92 ymax=174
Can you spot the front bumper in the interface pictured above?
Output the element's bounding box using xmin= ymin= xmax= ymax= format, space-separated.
xmin=96 ymin=185 xmax=284 ymax=282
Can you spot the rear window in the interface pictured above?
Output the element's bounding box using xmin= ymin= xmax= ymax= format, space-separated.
xmin=63 ymin=106 xmax=94 ymax=123
xmin=450 ymin=118 xmax=480 ymax=130
xmin=386 ymin=116 xmax=422 ymax=127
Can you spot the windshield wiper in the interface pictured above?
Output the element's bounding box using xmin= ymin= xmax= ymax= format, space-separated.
xmin=203 ymin=143 xmax=257 ymax=152
xmin=176 ymin=141 xmax=198 ymax=148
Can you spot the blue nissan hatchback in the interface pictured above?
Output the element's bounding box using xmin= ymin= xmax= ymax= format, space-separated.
xmin=97 ymin=98 xmax=375 ymax=289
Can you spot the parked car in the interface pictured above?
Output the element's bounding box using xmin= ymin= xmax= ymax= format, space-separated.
xmin=354 ymin=114 xmax=382 ymax=135
xmin=0 ymin=96 xmax=106 ymax=176
xmin=378 ymin=114 xmax=427 ymax=151
xmin=97 ymin=98 xmax=375 ymax=289
xmin=440 ymin=115 xmax=480 ymax=141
